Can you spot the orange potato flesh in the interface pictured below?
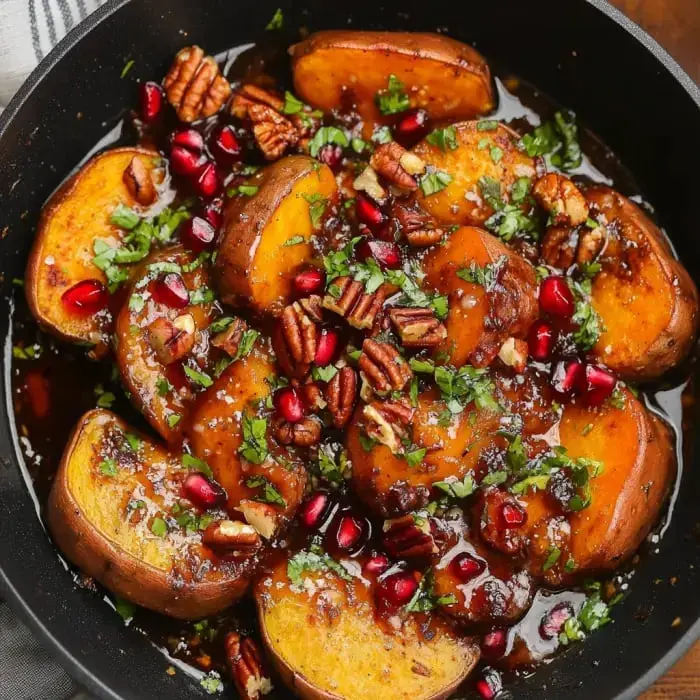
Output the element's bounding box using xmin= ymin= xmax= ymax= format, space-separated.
xmin=422 ymin=226 xmax=538 ymax=367
xmin=214 ymin=156 xmax=337 ymax=315
xmin=290 ymin=31 xmax=494 ymax=134
xmin=26 ymin=147 xmax=163 ymax=346
xmin=47 ymin=409 xmax=253 ymax=619
xmin=412 ymin=122 xmax=535 ymax=226
xmin=586 ymin=187 xmax=699 ymax=379
xmin=114 ymin=246 xmax=214 ymax=444
xmin=256 ymin=557 xmax=479 ymax=700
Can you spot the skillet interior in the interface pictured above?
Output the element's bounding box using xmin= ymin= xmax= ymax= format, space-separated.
xmin=0 ymin=0 xmax=699 ymax=698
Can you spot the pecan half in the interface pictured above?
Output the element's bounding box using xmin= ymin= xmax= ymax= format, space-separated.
xmin=163 ymin=46 xmax=231 ymax=122
xmin=273 ymin=416 xmax=322 ymax=447
xmin=281 ymin=297 xmax=322 ymax=364
xmin=239 ymin=499 xmax=280 ymax=540
xmin=392 ymin=201 xmax=444 ymax=247
xmin=359 ymin=339 xmax=412 ymax=394
xmin=497 ymin=337 xmax=528 ymax=373
xmin=201 ymin=520 xmax=261 ymax=554
xmin=541 ymin=225 xmax=577 ymax=269
xmin=370 ymin=142 xmax=426 ymax=191
xmin=211 ymin=317 xmax=248 ymax=357
xmin=533 ymin=173 xmax=589 ymax=227
xmin=225 ymin=633 xmax=273 ymax=700
xmin=383 ymin=514 xmax=437 ymax=560
xmin=123 ymin=156 xmax=156 ymax=206
xmin=326 ymin=367 xmax=358 ymax=428
xmin=323 ymin=277 xmax=392 ymax=330
xmin=362 ymin=399 xmax=414 ymax=453
xmin=147 ymin=314 xmax=195 ymax=364
xmin=388 ymin=307 xmax=447 ymax=348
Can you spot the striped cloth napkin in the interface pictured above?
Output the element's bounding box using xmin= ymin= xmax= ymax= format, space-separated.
xmin=0 ymin=2 xmax=106 ymax=696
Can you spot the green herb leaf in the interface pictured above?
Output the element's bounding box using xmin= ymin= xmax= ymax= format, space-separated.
xmin=182 ymin=453 xmax=214 ymax=478
xmin=232 ymin=329 xmax=260 ymax=362
xmin=456 ymin=255 xmax=507 ymax=292
xmin=114 ymin=597 xmax=135 ymax=622
xmin=542 ymin=547 xmax=562 ymax=572
xmin=309 ymin=126 xmax=349 ymax=158
xmin=409 ymin=358 xmax=435 ymax=373
xmin=183 ymin=365 xmax=213 ymax=388
xmin=199 ymin=672 xmax=223 ymax=695
xmin=419 ymin=169 xmax=452 ymax=196
xmin=156 ymin=377 xmax=173 ymax=396
xmin=283 ymin=234 xmax=305 ymax=247
xmin=124 ymin=433 xmax=143 ymax=452
xmin=265 ymin=7 xmax=283 ymax=30
xmin=371 ymin=125 xmax=392 ymax=144
xmin=190 ymin=287 xmax=215 ymax=305
xmin=167 ymin=413 xmax=182 ymax=428
xmin=208 ymin=317 xmax=234 ymax=334
xmin=239 ymin=413 xmax=269 ymax=464
xmin=405 ymin=447 xmax=427 ymax=468
xmin=303 ymin=192 xmax=329 ymax=228
xmin=282 ymin=91 xmax=304 ymax=115
xmin=312 ymin=365 xmax=339 ymax=383
xmin=375 ymin=74 xmax=410 ymax=115
xmin=110 ymin=204 xmax=140 ymax=230
xmin=245 ymin=475 xmax=286 ymax=506
xmin=426 ymin=126 xmax=458 ymax=152
xmin=151 ymin=517 xmax=168 ymax=537
xmin=477 ymin=120 xmax=499 ymax=131
xmin=120 ymin=60 xmax=135 ymax=79
xmin=433 ymin=474 xmax=477 ymax=500
xmin=520 ymin=110 xmax=582 ymax=171
xmin=99 ymin=459 xmax=118 ymax=476
xmin=287 ymin=548 xmax=352 ymax=589
xmin=433 ymin=364 xmax=500 ymax=414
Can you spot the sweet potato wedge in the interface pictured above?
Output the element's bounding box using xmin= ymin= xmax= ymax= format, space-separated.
xmin=256 ymin=556 xmax=479 ymax=700
xmin=114 ymin=245 xmax=214 ymax=444
xmin=213 ymin=156 xmax=337 ymax=315
xmin=422 ymin=226 xmax=538 ymax=367
xmin=585 ymin=187 xmax=699 ymax=379
xmin=290 ymin=31 xmax=494 ymax=132
xmin=47 ymin=409 xmax=254 ymax=619
xmin=26 ymin=147 xmax=163 ymax=347
xmin=411 ymin=122 xmax=535 ymax=226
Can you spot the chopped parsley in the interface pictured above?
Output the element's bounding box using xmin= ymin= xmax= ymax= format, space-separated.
xmin=265 ymin=7 xmax=283 ymax=30
xmin=232 ymin=329 xmax=260 ymax=361
xmin=312 ymin=365 xmax=339 ymax=383
xmin=94 ymin=384 xmax=116 ymax=409
xmin=287 ymin=544 xmax=353 ymax=589
xmin=559 ymin=585 xmax=613 ymax=646
xmin=386 ymin=268 xmax=449 ymax=320
xmin=99 ymin=458 xmax=118 ymax=476
xmin=114 ymin=597 xmax=135 ymax=622
xmin=456 ymin=255 xmax=508 ymax=292
xmin=166 ymin=413 xmax=182 ymax=428
xmin=150 ymin=517 xmax=168 ymax=537
xmin=199 ymin=672 xmax=223 ymax=695
xmin=570 ymin=278 xmax=604 ymax=350
xmin=405 ymin=447 xmax=427 ymax=468
xmin=375 ymin=74 xmax=410 ymax=115
xmin=477 ymin=120 xmax=499 ymax=131
xmin=303 ymin=192 xmax=329 ymax=228
xmin=156 ymin=377 xmax=173 ymax=396
xmin=283 ymin=235 xmax=305 ymax=247
xmin=308 ymin=126 xmax=349 ymax=158
xmin=426 ymin=125 xmax=458 ymax=152
xmin=190 ymin=287 xmax=215 ymax=305
xmin=182 ymin=453 xmax=214 ymax=478
xmin=419 ymin=169 xmax=453 ymax=196
xmin=245 ymin=476 xmax=286 ymax=507
xmin=238 ymin=413 xmax=268 ymax=464
xmin=371 ymin=125 xmax=393 ymax=144
xmin=124 ymin=433 xmax=143 ymax=452
xmin=433 ymin=364 xmax=500 ymax=414
xmin=405 ymin=569 xmax=457 ymax=612
xmin=433 ymin=474 xmax=477 ymax=500
xmin=183 ymin=365 xmax=213 ymax=388
xmin=542 ymin=547 xmax=562 ymax=572
xmin=520 ymin=110 xmax=582 ymax=172
xmin=315 ymin=444 xmax=349 ymax=485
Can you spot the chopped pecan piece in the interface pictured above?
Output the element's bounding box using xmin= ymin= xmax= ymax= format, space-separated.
xmin=541 ymin=225 xmax=577 ymax=270
xmin=323 ymin=277 xmax=392 ymax=330
xmin=231 ymin=84 xmax=284 ymax=117
xmin=362 ymin=399 xmax=414 ymax=453
xmin=239 ymin=499 xmax=280 ymax=540
xmin=392 ymin=201 xmax=444 ymax=247
xmin=577 ymin=225 xmax=607 ymax=264
xmin=281 ymin=297 xmax=322 ymax=364
xmin=273 ymin=416 xmax=322 ymax=447
xmin=533 ymin=173 xmax=588 ymax=227
xmin=326 ymin=367 xmax=358 ymax=428
xmin=497 ymin=337 xmax=528 ymax=373
xmin=123 ymin=156 xmax=156 ymax=206
xmin=370 ymin=142 xmax=426 ymax=191
xmin=383 ymin=514 xmax=437 ymax=560
xmin=388 ymin=307 xmax=447 ymax=348
xmin=201 ymin=520 xmax=261 ymax=554
xmin=147 ymin=314 xmax=195 ymax=364
xmin=353 ymin=166 xmax=387 ymax=203
xmin=211 ymin=317 xmax=248 ymax=357
xmin=225 ymin=632 xmax=273 ymax=700
xmin=297 ymin=378 xmax=327 ymax=411
xmin=359 ymin=339 xmax=412 ymax=394
xmin=163 ymin=45 xmax=231 ymax=122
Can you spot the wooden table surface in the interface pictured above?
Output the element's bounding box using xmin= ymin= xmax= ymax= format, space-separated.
xmin=607 ymin=5 xmax=700 ymax=697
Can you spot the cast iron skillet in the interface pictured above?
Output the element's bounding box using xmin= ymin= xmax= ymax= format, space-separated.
xmin=0 ymin=0 xmax=698 ymax=698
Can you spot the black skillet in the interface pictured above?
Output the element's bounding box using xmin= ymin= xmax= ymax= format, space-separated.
xmin=0 ymin=0 xmax=699 ymax=698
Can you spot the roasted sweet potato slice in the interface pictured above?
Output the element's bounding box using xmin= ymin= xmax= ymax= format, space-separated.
xmin=47 ymin=409 xmax=254 ymax=619
xmin=291 ymin=31 xmax=494 ymax=132
xmin=585 ymin=187 xmax=698 ymax=379
xmin=256 ymin=555 xmax=479 ymax=700
xmin=411 ymin=122 xmax=535 ymax=226
xmin=213 ymin=156 xmax=337 ymax=315
xmin=422 ymin=226 xmax=538 ymax=367
xmin=114 ymin=245 xmax=214 ymax=443
xmin=26 ymin=147 xmax=163 ymax=347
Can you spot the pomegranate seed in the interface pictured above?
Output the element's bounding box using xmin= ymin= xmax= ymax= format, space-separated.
xmin=202 ymin=198 xmax=223 ymax=230
xmin=179 ymin=216 xmax=216 ymax=252
xmin=396 ymin=109 xmax=428 ymax=137
xmin=210 ymin=125 xmax=241 ymax=163
xmin=299 ymin=492 xmax=331 ymax=528
xmin=61 ymin=280 xmax=109 ymax=315
xmin=500 ymin=501 xmax=527 ymax=529
xmin=274 ymin=386 xmax=305 ymax=423
xmin=580 ymin=365 xmax=616 ymax=406
xmin=293 ymin=268 xmax=325 ymax=296
xmin=334 ymin=515 xmax=364 ymax=550
xmin=172 ymin=129 xmax=204 ymax=153
xmin=476 ymin=679 xmax=496 ymax=700
xmin=528 ymin=320 xmax=554 ymax=361
xmin=183 ymin=472 xmax=225 ymax=510
xmin=481 ymin=629 xmax=507 ymax=659
xmin=315 ymin=329 xmax=340 ymax=367
xmin=170 ymin=145 xmax=205 ymax=176
xmin=318 ymin=144 xmax=343 ymax=171
xmin=140 ymin=81 xmax=163 ymax=123
xmin=539 ymin=276 xmax=575 ymax=318
xmin=193 ymin=162 xmax=219 ymax=198
xmin=357 ymin=239 xmax=401 ymax=270
xmin=356 ymin=194 xmax=385 ymax=228
xmin=376 ymin=571 xmax=418 ymax=607
xmin=551 ymin=359 xmax=584 ymax=395
xmin=476 ymin=670 xmax=503 ymax=700
xmin=363 ymin=555 xmax=390 ymax=576
xmin=540 ymin=602 xmax=574 ymax=640
xmin=152 ymin=273 xmax=189 ymax=309
xmin=450 ymin=552 xmax=486 ymax=583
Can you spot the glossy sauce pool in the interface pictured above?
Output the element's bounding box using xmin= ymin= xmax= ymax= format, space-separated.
xmin=6 ymin=39 xmax=696 ymax=698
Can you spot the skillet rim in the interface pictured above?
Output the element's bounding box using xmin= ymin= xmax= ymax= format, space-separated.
xmin=0 ymin=1 xmax=698 ymax=699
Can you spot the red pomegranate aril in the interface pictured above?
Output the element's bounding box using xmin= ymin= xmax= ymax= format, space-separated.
xmin=476 ymin=670 xmax=503 ymax=700
xmin=396 ymin=109 xmax=428 ymax=137
xmin=363 ymin=554 xmax=390 ymax=576
xmin=299 ymin=492 xmax=331 ymax=528
xmin=61 ymin=279 xmax=109 ymax=315
xmin=356 ymin=194 xmax=385 ymax=228
xmin=500 ymin=501 xmax=527 ymax=529
xmin=539 ymin=603 xmax=574 ymax=640
xmin=318 ymin=144 xmax=343 ymax=171
xmin=210 ymin=124 xmax=241 ymax=162
xmin=180 ymin=216 xmax=216 ymax=252
xmin=194 ymin=162 xmax=219 ymax=198
xmin=528 ymin=320 xmax=554 ymax=361
xmin=183 ymin=472 xmax=225 ymax=510
xmin=335 ymin=515 xmax=364 ymax=550
xmin=539 ymin=276 xmax=575 ymax=318
xmin=170 ymin=145 xmax=205 ymax=176
xmin=451 ymin=552 xmax=486 ymax=583
xmin=314 ymin=329 xmax=340 ymax=367
xmin=377 ymin=571 xmax=418 ymax=607
xmin=152 ymin=273 xmax=189 ymax=309
xmin=581 ymin=364 xmax=616 ymax=406
xmin=140 ymin=81 xmax=163 ymax=123
xmin=172 ymin=128 xmax=205 ymax=153
xmin=475 ymin=680 xmax=494 ymax=700
xmin=551 ymin=359 xmax=584 ymax=395
xmin=293 ymin=268 xmax=325 ymax=296
xmin=274 ymin=386 xmax=305 ymax=423
xmin=357 ymin=239 xmax=401 ymax=270
xmin=481 ymin=629 xmax=507 ymax=659
xmin=202 ymin=198 xmax=223 ymax=230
